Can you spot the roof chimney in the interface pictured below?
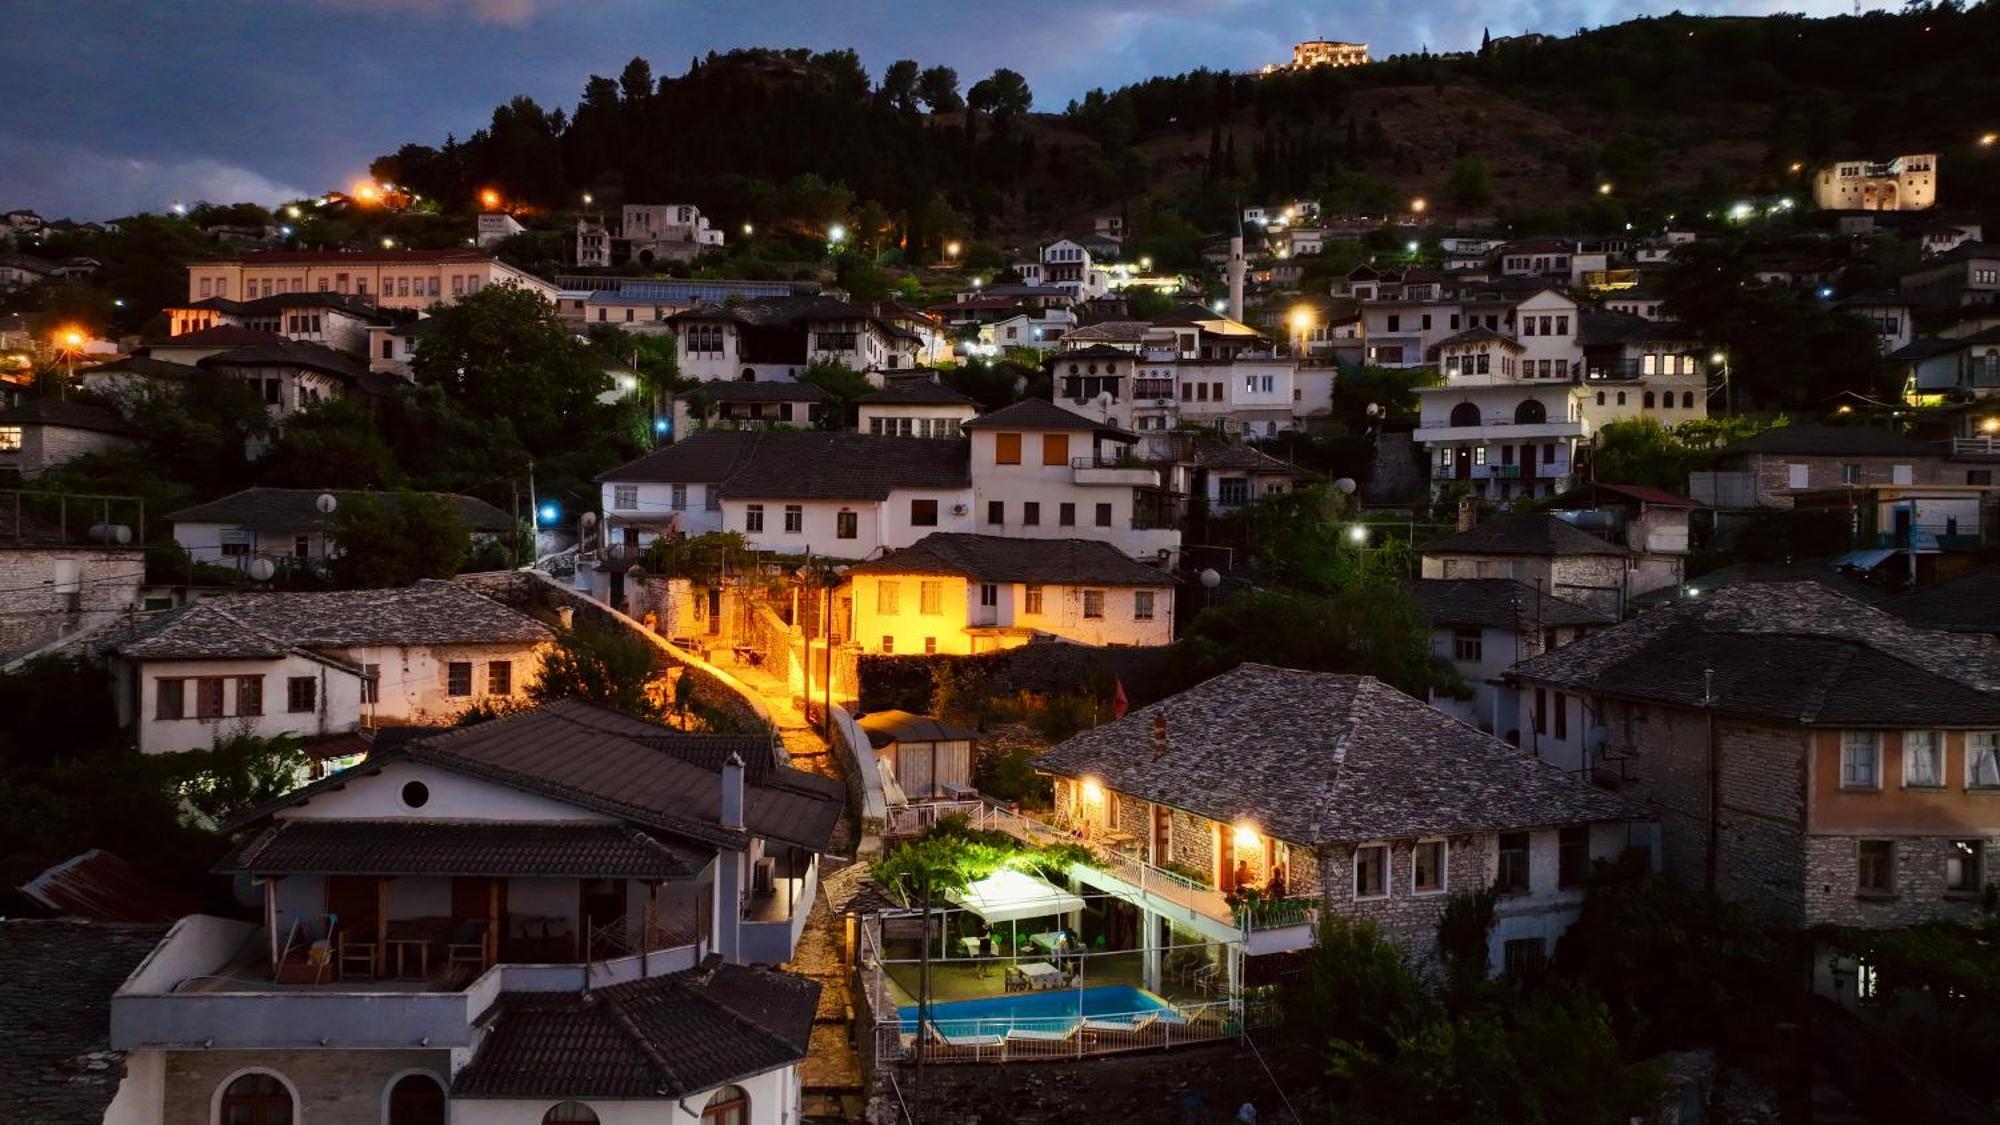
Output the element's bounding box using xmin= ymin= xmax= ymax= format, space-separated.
xmin=1151 ymin=715 xmax=1168 ymax=761
xmin=1457 ymin=495 xmax=1478 ymax=533
xmin=720 ymin=752 xmax=745 ymax=830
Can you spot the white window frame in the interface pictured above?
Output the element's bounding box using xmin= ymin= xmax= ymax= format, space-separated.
xmin=1840 ymin=730 xmax=1882 ymax=790
xmin=1902 ymin=730 xmax=1945 ymax=789
xmin=1353 ymin=843 xmax=1389 ymax=901
xmin=1968 ymin=732 xmax=2000 ymax=789
xmin=1411 ymin=838 xmax=1447 ymax=896
xmin=612 ymin=484 xmax=638 ymax=511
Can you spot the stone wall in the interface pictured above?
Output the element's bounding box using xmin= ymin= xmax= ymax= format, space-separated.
xmin=161 ymin=1047 xmax=450 ymax=1125
xmin=1803 ymin=834 xmax=2000 ymax=928
xmin=0 ymin=545 xmax=145 ymax=663
xmin=856 ymin=643 xmax=1179 ymax=718
xmin=1319 ymin=833 xmax=1496 ymax=956
xmin=1168 ymin=808 xmax=1216 ymax=880
xmin=1748 ymin=453 xmax=1942 ymax=506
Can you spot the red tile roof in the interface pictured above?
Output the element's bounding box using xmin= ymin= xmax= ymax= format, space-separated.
xmin=205 ymin=249 xmax=496 ymax=266
xmin=16 ymin=850 xmax=198 ymax=924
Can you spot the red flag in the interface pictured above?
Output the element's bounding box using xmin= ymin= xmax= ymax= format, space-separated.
xmin=1111 ymin=678 xmax=1129 ymax=719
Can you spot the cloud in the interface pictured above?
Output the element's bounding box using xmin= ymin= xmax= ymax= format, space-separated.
xmin=0 ymin=133 xmax=311 ymax=221
xmin=322 ymin=0 xmax=552 ymax=25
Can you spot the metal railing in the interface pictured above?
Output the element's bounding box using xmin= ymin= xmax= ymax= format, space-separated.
xmin=1418 ymin=414 xmax=1580 ymax=429
xmin=883 ymin=998 xmax=1240 ymax=1064
xmin=1952 ymin=437 xmax=2000 ymax=456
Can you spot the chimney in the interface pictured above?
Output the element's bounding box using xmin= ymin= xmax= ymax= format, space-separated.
xmin=557 ymin=605 xmax=575 ymax=630
xmin=720 ymin=752 xmax=745 ymax=830
xmin=1151 ymin=715 xmax=1168 ymax=761
xmin=1457 ymin=495 xmax=1478 ymax=533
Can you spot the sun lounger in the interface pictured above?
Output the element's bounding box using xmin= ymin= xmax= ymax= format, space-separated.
xmin=1081 ymin=1011 xmax=1159 ymax=1034
xmin=927 ymin=1021 xmax=1004 ymax=1049
xmin=1003 ymin=1025 xmax=1077 ymax=1042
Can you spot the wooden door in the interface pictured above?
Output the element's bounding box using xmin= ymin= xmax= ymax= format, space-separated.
xmin=1152 ymin=805 xmax=1171 ymax=866
xmin=1454 ymin=446 xmax=1472 ymax=480
xmin=1217 ymin=826 xmax=1237 ymax=891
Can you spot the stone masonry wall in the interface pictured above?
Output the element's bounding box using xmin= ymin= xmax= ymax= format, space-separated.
xmin=1168 ymin=808 xmax=1216 ymax=880
xmin=0 ymin=545 xmax=145 ymax=662
xmin=1319 ymin=834 xmax=1497 ymax=958
xmin=162 ymin=1048 xmax=450 ymax=1125
xmin=1804 ymin=834 xmax=2000 ymax=928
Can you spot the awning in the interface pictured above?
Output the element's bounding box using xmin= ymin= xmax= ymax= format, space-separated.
xmin=948 ymin=867 xmax=1084 ymax=925
xmin=1832 ymin=548 xmax=1899 ymax=570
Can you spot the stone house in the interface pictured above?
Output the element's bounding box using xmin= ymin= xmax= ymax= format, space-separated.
xmin=1420 ymin=511 xmax=1653 ymax=618
xmin=0 ymin=400 xmax=141 ymax=479
xmin=167 ymin=486 xmax=515 ymax=575
xmin=1407 ymin=577 xmax=1612 ymax=743
xmin=1689 ymin=424 xmax=1945 ymax=509
xmin=1035 ymin=664 xmax=1644 ymax=977
xmin=1509 ymin=582 xmax=2000 ymax=933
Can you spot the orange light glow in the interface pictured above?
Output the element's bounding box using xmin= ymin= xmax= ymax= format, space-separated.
xmin=480 ymin=189 xmax=502 ymax=209
xmin=353 ymin=182 xmax=381 ymax=203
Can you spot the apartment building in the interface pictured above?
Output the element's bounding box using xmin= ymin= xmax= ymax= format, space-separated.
xmin=187 ymin=249 xmax=558 ymax=311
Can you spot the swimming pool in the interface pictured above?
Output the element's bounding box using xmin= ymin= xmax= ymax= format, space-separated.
xmin=898 ymin=984 xmax=1176 ymax=1036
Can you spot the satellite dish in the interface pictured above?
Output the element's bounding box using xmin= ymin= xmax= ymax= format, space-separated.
xmin=1333 ymin=477 xmax=1358 ymax=494
xmin=247 ymin=558 xmax=276 ymax=582
xmin=1199 ymin=568 xmax=1222 ymax=589
xmin=579 ymin=512 xmax=598 ymax=528
xmin=315 ymin=492 xmax=338 ymax=514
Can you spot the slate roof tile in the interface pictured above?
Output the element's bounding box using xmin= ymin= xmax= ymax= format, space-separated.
xmin=0 ymin=920 xmax=172 ymax=1125
xmin=223 ymin=820 xmax=710 ymax=878
xmin=110 ymin=579 xmax=550 ymax=659
xmin=1407 ymin=578 xmax=1613 ymax=630
xmin=1422 ymin=513 xmax=1630 ymax=557
xmin=844 ymin=533 xmax=1171 ymax=587
xmin=166 ymin=486 xmax=513 ymax=532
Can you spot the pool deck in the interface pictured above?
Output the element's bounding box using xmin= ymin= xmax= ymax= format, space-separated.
xmin=880 ymin=951 xmax=1207 ymax=1008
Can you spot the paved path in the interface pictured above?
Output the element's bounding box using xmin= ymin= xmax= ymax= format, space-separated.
xmin=787 ymin=869 xmax=866 ymax=1122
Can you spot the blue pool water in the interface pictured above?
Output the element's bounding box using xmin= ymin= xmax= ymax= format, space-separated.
xmin=898 ymin=984 xmax=1175 ymax=1036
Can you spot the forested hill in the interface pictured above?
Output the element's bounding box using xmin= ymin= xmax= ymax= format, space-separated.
xmin=372 ymin=5 xmax=2000 ymax=250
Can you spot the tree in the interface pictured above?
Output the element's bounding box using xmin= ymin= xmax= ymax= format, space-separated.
xmin=1178 ymin=587 xmax=1460 ymax=700
xmin=411 ymin=284 xmax=614 ymax=454
xmin=872 ymin=836 xmax=974 ymax=1118
xmin=880 ymin=59 xmax=921 ymax=112
xmin=917 ymin=65 xmax=963 ymax=113
xmin=325 ymin=490 xmax=472 ymax=588
xmin=255 ymin=398 xmax=400 ymax=489
xmin=530 ymin=624 xmax=662 ymax=716
xmin=967 ymin=69 xmax=1033 ymax=124
xmin=618 ymin=56 xmax=654 ymax=103
xmin=1445 ymin=157 xmax=1494 ymax=208
xmin=794 ymin=360 xmax=874 ymax=428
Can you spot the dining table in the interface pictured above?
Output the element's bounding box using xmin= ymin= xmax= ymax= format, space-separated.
xmin=1018 ymin=961 xmax=1064 ymax=990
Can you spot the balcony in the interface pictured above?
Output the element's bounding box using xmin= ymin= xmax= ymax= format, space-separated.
xmin=1867 ymin=526 xmax=1986 ymax=551
xmin=1416 ymin=415 xmax=1584 ymax=443
xmin=1071 ymin=454 xmax=1160 ymax=487
xmin=1952 ymin=437 xmax=2000 ymax=459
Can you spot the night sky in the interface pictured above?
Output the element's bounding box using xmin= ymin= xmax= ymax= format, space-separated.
xmin=2 ymin=0 xmax=1856 ymax=219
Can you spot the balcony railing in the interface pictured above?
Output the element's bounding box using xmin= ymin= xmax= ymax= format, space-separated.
xmin=1419 ymin=414 xmax=1581 ymax=429
xmin=1868 ymin=527 xmax=1985 ymax=550
xmin=1952 ymin=437 xmax=2000 ymax=457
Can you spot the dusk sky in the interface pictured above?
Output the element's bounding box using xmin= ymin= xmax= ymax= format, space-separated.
xmin=3 ymin=0 xmax=1859 ymax=220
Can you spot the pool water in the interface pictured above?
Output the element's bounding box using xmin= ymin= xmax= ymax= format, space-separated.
xmin=898 ymin=984 xmax=1175 ymax=1036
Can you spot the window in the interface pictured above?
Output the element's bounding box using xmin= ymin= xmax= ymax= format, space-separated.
xmin=1133 ymin=590 xmax=1156 ymax=620
xmin=218 ymin=1071 xmax=294 ymax=1125
xmin=362 ymin=664 xmax=380 ymax=704
xmin=1451 ymin=627 xmax=1482 ymax=662
xmin=487 ymin=661 xmax=512 ymax=696
xmin=1058 ymin=502 xmax=1076 ymax=527
xmin=1354 ymin=844 xmax=1388 ymax=898
xmin=1841 ymin=731 xmax=1881 ymax=789
xmin=1857 ymin=839 xmax=1896 ymax=896
xmin=613 ymin=484 xmax=637 ymax=510
xmin=910 ymin=498 xmax=938 ymax=527
xmin=924 ymin=637 xmax=937 ymax=654
xmin=1082 ymin=589 xmax=1105 ymax=618
xmin=286 ymin=677 xmax=316 ymax=714
xmin=1095 ymin=502 xmax=1112 ymax=527
xmin=994 ymin=432 xmax=1022 ymax=464
xmin=196 ymin=677 xmax=226 ymax=719
xmin=1534 ymin=687 xmax=1547 ymax=734
xmin=542 ymin=1103 xmax=599 ymax=1125
xmin=1042 ymin=434 xmax=1070 ymax=466
xmin=986 ymin=500 xmax=1004 ymax=526
xmin=745 ymin=504 xmax=764 ymax=533
xmin=668 ymin=483 xmax=688 ymax=511
xmin=837 ymin=511 xmax=857 ymax=539
xmin=1503 ymin=938 xmax=1546 ymax=977
xmin=1840 ymin=463 xmax=1862 ymax=485
xmin=1025 ymin=585 xmax=1043 ymax=614
xmin=704 ymin=487 xmax=721 ymax=512
xmin=1413 ymin=840 xmax=1445 ymax=894
xmin=154 ymin=678 xmax=186 ymax=720
xmin=236 ymin=676 xmax=263 ymax=717
xmin=783 ymin=504 xmax=803 ymax=533
xmin=880 ymin=636 xmax=894 ymax=654
xmin=1938 ymin=839 xmax=1987 ymax=899
xmin=1903 ymin=731 xmax=1944 ymax=788
xmin=1558 ymin=825 xmax=1589 ymax=887
xmin=1969 ymin=733 xmax=2000 ymax=788
xmin=1023 ymin=502 xmax=1040 ymax=526
xmin=446 ymin=662 xmax=473 ymax=697
xmin=1553 ymin=691 xmax=1567 ymax=740
xmin=876 ymin=581 xmax=900 ymax=615
xmin=1497 ymin=832 xmax=1531 ymax=894
xmin=979 ymin=583 xmax=998 ymax=608
xmin=919 ymin=581 xmax=943 ymax=615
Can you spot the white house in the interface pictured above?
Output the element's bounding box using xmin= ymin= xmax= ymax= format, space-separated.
xmin=858 ymin=381 xmax=981 ymax=438
xmin=1041 ymin=238 xmax=1111 ymax=300
xmin=0 ymin=400 xmax=141 ymax=479
xmin=167 ymin=487 xmax=516 ymax=573
xmin=843 ymin=532 xmax=1176 ymax=655
xmin=104 ymin=698 xmax=838 ymax=1125
xmin=963 ymin=399 xmax=1181 ymax=560
xmin=101 ymin=580 xmax=554 ymax=755
xmin=1407 ymin=577 xmax=1612 ymax=738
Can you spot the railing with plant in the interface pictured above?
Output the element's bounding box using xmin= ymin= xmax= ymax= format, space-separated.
xmin=1226 ymin=888 xmax=1320 ymax=934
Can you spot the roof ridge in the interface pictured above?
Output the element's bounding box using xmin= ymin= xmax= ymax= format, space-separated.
xmin=594 ymin=987 xmax=690 ymax=1095
xmin=1796 ymin=642 xmax=1859 ymax=724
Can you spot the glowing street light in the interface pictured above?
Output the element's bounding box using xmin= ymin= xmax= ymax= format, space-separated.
xmin=169 ymin=202 xmax=187 ymax=216
xmin=1288 ymin=307 xmax=1315 ymax=335
xmin=827 ymin=224 xmax=847 ymax=245
xmin=355 ymin=182 xmax=381 ymax=203
xmin=381 ymin=237 xmax=396 ymax=249
xmin=1139 ymin=256 xmax=1153 ymax=271
xmin=944 ymin=240 xmax=962 ymax=259
xmin=1410 ymin=197 xmax=1427 ymax=214
xmin=1597 ymin=182 xmax=1614 ymax=196
xmin=60 ymin=329 xmax=84 ymax=350
xmin=285 ymin=205 xmax=302 ymax=219
xmin=1980 ymin=417 xmax=2000 ymax=435
xmin=479 ymin=189 xmax=501 ymax=210
xmin=1347 ymin=525 xmax=1369 ymax=545
xmin=1406 ymin=240 xmax=1420 ymax=254
xmin=1710 ymin=352 xmax=1727 ymax=366
xmin=279 ymin=225 xmax=293 ymax=236
xmin=1211 ymin=298 xmax=1227 ymax=313
xmin=1789 ymin=161 xmax=1804 ymax=173
xmin=1982 ymin=132 xmax=1998 ymax=148
xmin=538 ymin=503 xmax=560 ymax=524
xmin=581 ymin=192 xmax=594 ymax=206
xmin=742 ymin=223 xmax=754 ymax=236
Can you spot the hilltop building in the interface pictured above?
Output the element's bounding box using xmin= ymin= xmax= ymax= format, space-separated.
xmin=1812 ymin=154 xmax=1938 ymax=212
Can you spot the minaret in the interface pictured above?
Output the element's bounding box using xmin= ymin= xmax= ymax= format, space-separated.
xmin=1227 ymin=211 xmax=1246 ymax=322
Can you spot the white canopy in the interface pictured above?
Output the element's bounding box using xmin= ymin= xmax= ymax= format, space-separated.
xmin=948 ymin=867 xmax=1084 ymax=925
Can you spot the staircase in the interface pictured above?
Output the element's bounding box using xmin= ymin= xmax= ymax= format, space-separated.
xmin=1365 ymin=430 xmax=1428 ymax=504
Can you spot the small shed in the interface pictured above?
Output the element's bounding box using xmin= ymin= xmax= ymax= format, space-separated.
xmin=859 ymin=709 xmax=977 ymax=801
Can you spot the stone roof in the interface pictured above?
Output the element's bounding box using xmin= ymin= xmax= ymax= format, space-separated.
xmin=166 ymin=486 xmax=514 ymax=532
xmin=857 ymin=381 xmax=979 ymax=406
xmin=1407 ymin=578 xmax=1613 ymax=631
xmin=0 ymin=400 xmax=142 ymax=437
xmin=1061 ymin=320 xmax=1151 ymax=343
xmin=144 ymin=325 xmax=287 ymax=349
xmin=1034 ymin=663 xmax=1631 ymax=846
xmin=197 ymin=337 xmax=372 ymax=382
xmin=1886 ymin=567 xmax=2000 ymax=635
xmin=1185 ymin=434 xmax=1303 ymax=474
xmin=702 ymin=380 xmax=831 ymax=403
xmin=843 ymin=533 xmax=1173 ymax=587
xmin=110 ymin=579 xmax=551 ymax=660
xmin=600 ymin=431 xmax=970 ymax=500
xmin=1421 ymin=513 xmax=1630 ymax=557
xmin=75 ymin=355 xmax=201 ymax=381
xmin=962 ymin=398 xmax=1130 ymax=434
xmin=1050 ymin=343 xmax=1135 ymax=362
xmin=223 ymin=820 xmax=710 ymax=879
xmin=453 ymin=956 xmax=818 ymax=1100
xmin=1510 ymin=582 xmax=2000 ymax=725
xmin=598 ymin=432 xmax=761 ymax=483
xmin=1429 ymin=325 xmax=1523 ymax=353
xmin=1718 ymin=423 xmax=1937 ymax=459
xmin=226 ymin=699 xmax=844 ymax=854
xmin=0 ymin=920 xmax=172 ymax=1125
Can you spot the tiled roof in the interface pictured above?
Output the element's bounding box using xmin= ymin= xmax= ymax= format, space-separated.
xmin=145 ymin=325 xmax=287 ymax=348
xmin=231 ymin=699 xmax=843 ymax=854
xmin=0 ymin=920 xmax=172 ymax=1125
xmin=166 ymin=486 xmax=514 ymax=532
xmin=1421 ymin=513 xmax=1630 ymax=557
xmin=1718 ymin=424 xmax=1936 ymax=458
xmin=844 ymin=533 xmax=1172 ymax=587
xmin=16 ymin=850 xmax=199 ymax=923
xmin=76 ymin=355 xmax=200 ymax=381
xmin=112 ymin=579 xmax=551 ymax=659
xmin=223 ymin=820 xmax=710 ymax=878
xmin=1407 ymin=578 xmax=1613 ymax=630
xmin=453 ymin=956 xmax=818 ymax=1099
xmin=1551 ymin=482 xmax=1698 ymax=509
xmin=1185 ymin=434 xmax=1303 ymax=474
xmin=703 ymin=381 xmax=831 ymax=403
xmin=198 ymin=338 xmax=371 ymax=382
xmin=1886 ymin=567 xmax=2000 ymax=635
xmin=857 ymin=382 xmax=978 ymax=406
xmin=600 ymin=431 xmax=970 ymax=500
xmin=598 ymin=432 xmax=762 ymax=484
xmin=214 ymin=248 xmax=497 ymax=265
xmin=1061 ymin=320 xmax=1151 ymax=343
xmin=1048 ymin=343 xmax=1133 ymax=362
xmin=1511 ymin=582 xmax=2000 ymax=725
xmin=961 ymin=398 xmax=1123 ymax=433
xmin=1035 ymin=664 xmax=1631 ymax=845
xmin=0 ymin=400 xmax=141 ymax=437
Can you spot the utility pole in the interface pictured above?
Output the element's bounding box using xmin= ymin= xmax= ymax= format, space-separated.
xmin=527 ymin=459 xmax=539 ymax=565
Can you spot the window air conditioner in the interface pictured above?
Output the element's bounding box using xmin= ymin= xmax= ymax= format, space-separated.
xmin=950 ymin=504 xmax=969 ymax=516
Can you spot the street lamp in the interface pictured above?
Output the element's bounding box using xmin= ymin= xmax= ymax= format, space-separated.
xmin=1410 ymin=197 xmax=1427 ymax=214
xmin=285 ymin=205 xmax=302 ymax=219
xmin=381 ymin=237 xmax=396 ymax=249
xmin=828 ymin=224 xmax=847 ymax=245
xmin=945 ymin=240 xmax=961 ymax=260
xmin=1597 ymin=182 xmax=1614 ymax=196
xmin=1139 ymin=256 xmax=1153 ymax=271
xmin=581 ymin=192 xmax=594 ymax=206
xmin=1347 ymin=525 xmax=1369 ymax=545
xmin=742 ymin=223 xmax=754 ymax=236
xmin=479 ymin=189 xmax=501 ymax=210
xmin=1982 ymin=132 xmax=1998 ymax=148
